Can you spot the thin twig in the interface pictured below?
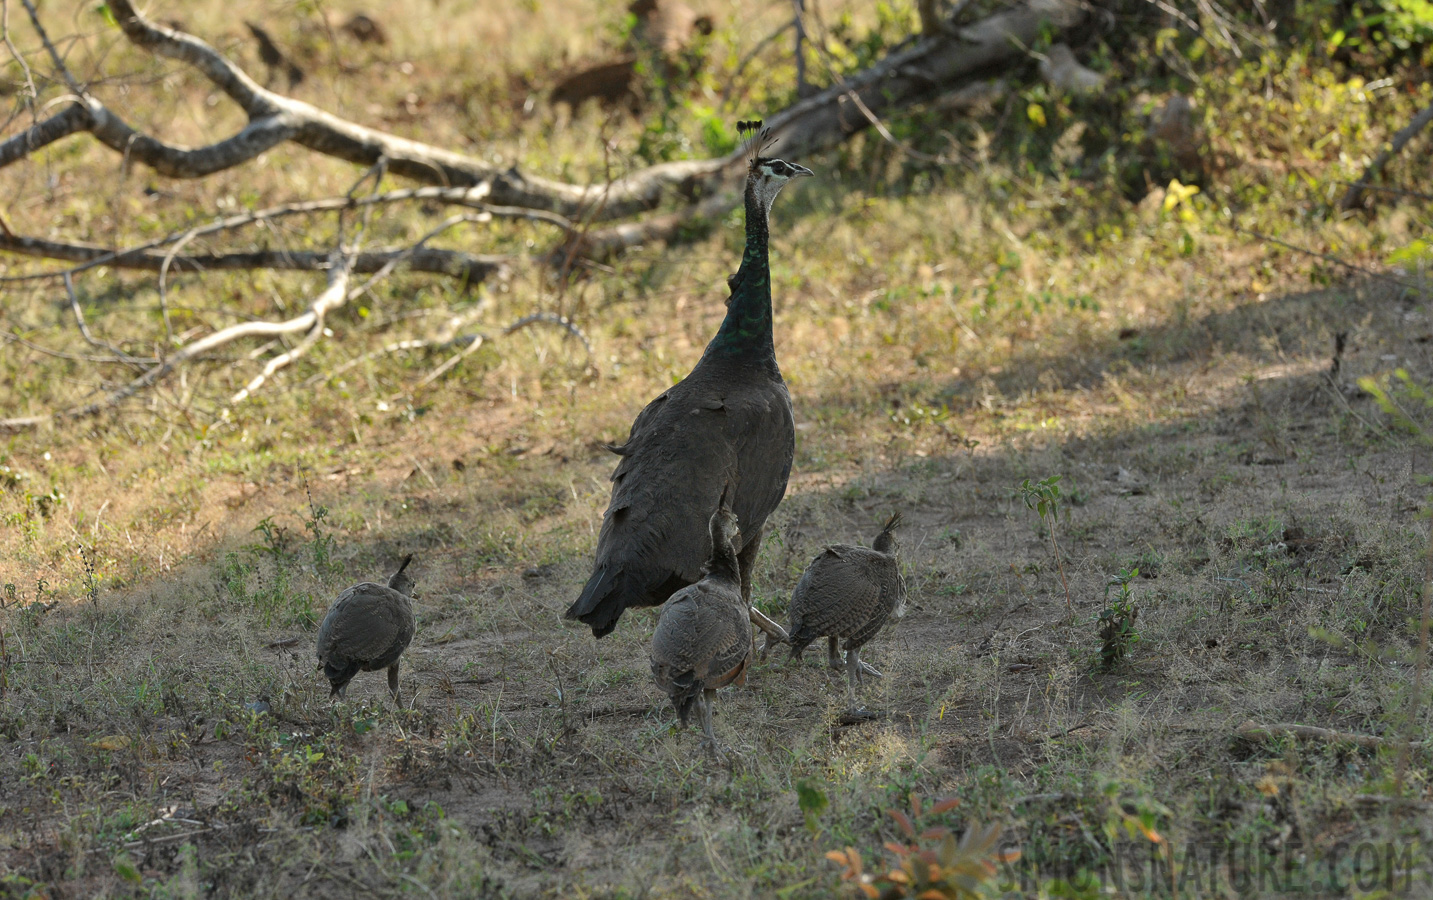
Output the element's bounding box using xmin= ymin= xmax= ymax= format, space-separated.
xmin=0 ymin=264 xmax=352 ymax=430
xmin=228 ymin=254 xmax=355 ymax=406
xmin=18 ymin=0 xmax=88 ymax=97
xmin=1229 ymin=224 xmax=1428 ymax=293
xmin=0 ymin=232 xmax=508 ymax=283
xmin=1237 ymin=720 xmax=1426 ymax=750
xmin=1335 ymin=181 xmax=1433 ymax=204
xmin=396 ymin=312 xmax=591 ymax=398
xmin=0 ymin=184 xmax=499 ymax=284
xmin=63 ymin=273 xmax=145 ymax=368
xmin=2 ymin=0 xmax=39 ymax=111
xmin=1341 ymin=99 xmax=1433 ymax=211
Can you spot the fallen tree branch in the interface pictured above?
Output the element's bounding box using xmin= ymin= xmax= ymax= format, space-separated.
xmin=0 ymin=258 xmax=353 ymax=430
xmin=0 ymin=184 xmax=523 ymax=284
xmin=305 ymin=312 xmax=591 ymax=396
xmin=8 ymin=0 xmax=723 ymax=220
xmin=1340 ymin=98 xmax=1433 ymax=212
xmin=1236 ymin=720 xmax=1428 ymax=750
xmin=63 ymin=272 xmax=148 ymax=368
xmin=228 ymin=262 xmax=352 ymax=405
xmin=5 ymin=0 xmax=1085 ymax=233
xmin=563 ymin=0 xmax=1087 ymax=254
xmin=0 ymin=232 xmax=509 ymax=283
xmin=1228 ymin=224 xmax=1427 ymax=292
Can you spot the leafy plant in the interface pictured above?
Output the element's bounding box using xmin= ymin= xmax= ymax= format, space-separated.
xmin=78 ymin=544 xmax=99 ymax=607
xmin=1018 ymin=475 xmax=1073 ymax=610
xmin=826 ymin=794 xmax=1016 ymax=899
xmin=797 ymin=779 xmax=830 ymax=838
xmin=252 ymin=515 xmax=293 ymax=559
xmin=300 ymin=470 xmax=339 ymax=576
xmin=1097 ymin=567 xmax=1140 ymax=671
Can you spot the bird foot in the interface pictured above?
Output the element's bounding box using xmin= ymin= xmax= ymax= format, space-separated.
xmin=828 ymin=653 xmax=883 ymax=679
xmin=759 ymin=631 xmax=784 ymax=661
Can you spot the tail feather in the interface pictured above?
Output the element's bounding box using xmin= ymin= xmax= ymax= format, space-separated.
xmin=323 ymin=658 xmax=360 ymax=696
xmin=566 ymin=565 xmax=625 ymax=638
xmin=568 ymin=563 xmax=685 ymax=637
xmin=664 ymin=670 xmax=701 ymax=726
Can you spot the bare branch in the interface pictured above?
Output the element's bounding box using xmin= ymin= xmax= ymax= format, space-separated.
xmin=7 ymin=0 xmax=1084 ymax=225
xmin=0 ymin=103 xmax=89 ymax=167
xmin=1228 ymin=223 xmax=1428 ymax=293
xmin=63 ymin=272 xmax=148 ymax=368
xmin=0 ymin=184 xmax=502 ymax=283
xmin=306 ymin=313 xmax=592 ymax=394
xmin=569 ymin=0 xmax=1088 ymax=257
xmin=0 ymin=259 xmax=354 ymax=430
xmin=229 ymin=255 xmax=355 ymax=406
xmin=0 ymin=231 xmax=510 ymax=283
xmin=1340 ymin=99 xmax=1433 ymax=212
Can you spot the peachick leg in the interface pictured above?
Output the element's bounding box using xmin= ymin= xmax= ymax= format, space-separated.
xmin=846 ymin=648 xmax=861 ymax=705
xmin=697 ymin=690 xmax=721 ymax=757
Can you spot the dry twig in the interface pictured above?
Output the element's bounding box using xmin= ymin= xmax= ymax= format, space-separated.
xmin=1340 ymin=98 xmax=1433 ymax=212
xmin=1236 ymin=720 xmax=1428 ymax=750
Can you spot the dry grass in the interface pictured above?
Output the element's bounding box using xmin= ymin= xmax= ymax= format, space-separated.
xmin=4 ymin=0 xmax=1433 ymax=897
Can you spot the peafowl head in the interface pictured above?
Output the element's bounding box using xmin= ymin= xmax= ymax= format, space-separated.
xmin=708 ymin=483 xmax=741 ymax=559
xmin=738 ymin=119 xmax=813 ymax=215
xmin=873 ymin=512 xmax=902 ymax=555
xmin=388 ymin=554 xmax=417 ymax=597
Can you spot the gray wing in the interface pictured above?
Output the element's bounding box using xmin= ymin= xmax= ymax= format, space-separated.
xmin=691 ymin=584 xmax=753 ymax=690
xmin=788 ymin=546 xmax=884 ymax=643
xmin=651 ymin=581 xmax=750 ymax=692
xmin=843 ymin=554 xmax=902 ymax=649
xmin=316 ymin=583 xmax=412 ymax=667
xmin=730 ymin=379 xmax=795 ymax=550
xmin=570 ymin=367 xmax=793 ymax=635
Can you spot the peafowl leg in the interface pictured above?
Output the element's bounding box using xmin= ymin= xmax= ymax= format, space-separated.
xmin=697 ymin=689 xmax=723 ymax=758
xmin=827 ymin=637 xmax=843 ymax=673
xmin=738 ymin=525 xmax=789 ymax=645
xmin=842 ymin=647 xmax=887 ymax=719
xmin=387 ymin=662 xmax=402 ymax=704
xmin=846 ymin=647 xmax=862 ymax=707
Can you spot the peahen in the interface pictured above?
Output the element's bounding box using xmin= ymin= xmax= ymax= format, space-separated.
xmin=567 ymin=121 xmax=811 ymax=639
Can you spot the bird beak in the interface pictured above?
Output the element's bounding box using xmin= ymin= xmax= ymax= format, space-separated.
xmin=792 ymin=164 xmax=814 ymax=178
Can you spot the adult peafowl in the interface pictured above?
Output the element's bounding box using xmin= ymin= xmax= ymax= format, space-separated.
xmin=568 ymin=121 xmax=810 ymax=639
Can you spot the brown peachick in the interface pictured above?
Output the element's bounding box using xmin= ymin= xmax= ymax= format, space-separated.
xmin=650 ymin=490 xmax=750 ymax=756
xmin=316 ymin=555 xmax=416 ymax=703
xmin=783 ymin=514 xmax=905 ymax=710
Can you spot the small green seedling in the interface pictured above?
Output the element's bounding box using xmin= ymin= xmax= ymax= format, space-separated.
xmin=1018 ymin=475 xmax=1072 ymax=610
xmin=797 ymin=779 xmax=829 ymax=838
xmin=1098 ymin=567 xmax=1140 ymax=671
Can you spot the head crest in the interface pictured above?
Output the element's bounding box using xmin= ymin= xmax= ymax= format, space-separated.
xmin=737 ymin=119 xmax=774 ymax=171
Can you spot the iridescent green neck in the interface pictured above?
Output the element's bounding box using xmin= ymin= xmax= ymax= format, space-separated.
xmin=707 ymin=184 xmax=773 ymax=359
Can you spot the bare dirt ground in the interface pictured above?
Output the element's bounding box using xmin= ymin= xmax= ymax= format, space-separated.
xmin=5 ymin=270 xmax=1432 ymax=898
xmin=4 ymin=1 xmax=1433 ymax=897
